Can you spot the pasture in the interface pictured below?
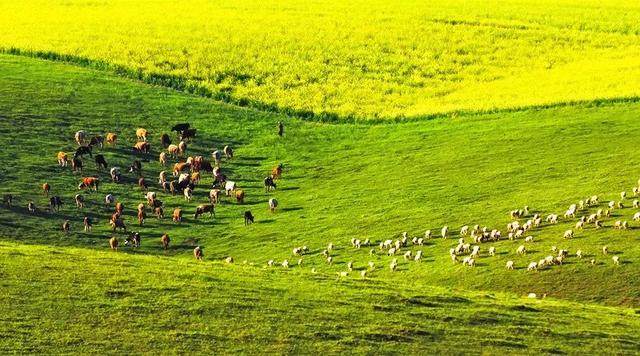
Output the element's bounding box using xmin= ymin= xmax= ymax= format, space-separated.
xmin=1 ymin=1 xmax=640 ymax=352
xmin=1 ymin=0 xmax=639 ymax=120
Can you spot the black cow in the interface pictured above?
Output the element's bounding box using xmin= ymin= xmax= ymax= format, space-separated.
xmin=264 ymin=176 xmax=277 ymax=192
xmin=180 ymin=128 xmax=197 ymax=141
xmin=74 ymin=146 xmax=92 ymax=159
xmin=49 ymin=196 xmax=63 ymax=212
xmin=95 ymin=154 xmax=108 ymax=170
xmin=171 ymin=123 xmax=190 ymax=133
xmin=160 ymin=133 xmax=172 ymax=148
xmin=129 ymin=160 xmax=142 ymax=175
xmin=244 ymin=211 xmax=254 ymax=225
xmin=2 ymin=194 xmax=13 ymax=207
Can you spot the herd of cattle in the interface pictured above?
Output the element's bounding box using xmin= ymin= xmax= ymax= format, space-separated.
xmin=2 ymin=123 xmax=283 ymax=255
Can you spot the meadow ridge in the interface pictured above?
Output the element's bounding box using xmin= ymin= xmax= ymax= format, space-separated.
xmin=1 ymin=0 xmax=640 ymax=120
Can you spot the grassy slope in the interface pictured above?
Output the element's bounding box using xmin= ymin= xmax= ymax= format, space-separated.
xmin=0 ymin=0 xmax=639 ymax=119
xmin=2 ymin=241 xmax=640 ymax=354
xmin=2 ymin=55 xmax=640 ymax=308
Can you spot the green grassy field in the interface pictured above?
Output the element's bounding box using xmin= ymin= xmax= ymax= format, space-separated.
xmin=1 ymin=0 xmax=639 ymax=120
xmin=1 ymin=54 xmax=640 ymax=353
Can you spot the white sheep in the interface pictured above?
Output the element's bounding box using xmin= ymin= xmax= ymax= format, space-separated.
xmin=602 ymin=246 xmax=608 ymax=255
xmin=621 ymin=191 xmax=627 ymax=200
xmin=390 ymin=259 xmax=398 ymax=272
xmin=595 ymin=220 xmax=603 ymax=229
xmin=293 ymin=247 xmax=302 ymax=256
xmin=388 ymin=247 xmax=397 ymax=256
xmin=612 ymin=256 xmax=620 ymax=265
xmin=563 ymin=230 xmax=574 ymax=239
xmin=634 ymin=187 xmax=640 ymax=196
xmin=546 ymin=214 xmax=558 ymax=224
xmin=575 ymin=221 xmax=584 ymax=230
xmin=417 ymin=238 xmax=424 ymax=246
xmin=634 ymin=212 xmax=640 ymax=221
xmin=488 ymin=247 xmax=496 ymax=256
xmin=576 ymin=250 xmax=583 ymax=258
xmin=424 ymin=230 xmax=432 ymax=239
xmin=414 ymin=250 xmax=423 ymax=262
xmin=360 ymin=270 xmax=367 ymax=278
xmin=524 ymin=235 xmax=534 ymax=243
xmin=403 ymin=251 xmax=412 ymax=260
xmin=347 ymin=261 xmax=353 ymax=271
xmin=267 ymin=259 xmax=274 ymax=267
xmin=327 ymin=256 xmax=333 ymax=265
xmin=467 ymin=258 xmax=476 ymax=267
xmin=608 ymin=201 xmax=616 ymax=210
xmin=517 ymin=245 xmax=526 ymax=255
xmin=450 ymin=254 xmax=458 ymax=264
xmin=527 ymin=261 xmax=538 ymax=271
xmin=460 ymin=225 xmax=469 ymax=236
xmin=327 ymin=242 xmax=334 ymax=251
xmin=441 ymin=226 xmax=448 ymax=239
xmin=282 ymin=260 xmax=289 ymax=268
xmin=634 ymin=200 xmax=640 ymax=209
xmin=368 ymin=261 xmax=375 ymax=270
xmin=506 ymin=260 xmax=514 ymax=270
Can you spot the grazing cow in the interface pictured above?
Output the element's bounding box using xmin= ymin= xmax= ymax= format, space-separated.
xmin=42 ymin=183 xmax=50 ymax=196
xmin=161 ymin=233 xmax=170 ymax=250
xmin=126 ymin=232 xmax=141 ymax=248
xmin=161 ymin=181 xmax=171 ymax=192
xmin=145 ymin=191 xmax=157 ymax=206
xmin=178 ymin=141 xmax=187 ymax=156
xmin=136 ymin=128 xmax=148 ymax=142
xmin=158 ymin=171 xmax=167 ymax=185
xmin=209 ymin=189 xmax=221 ymax=204
xmin=223 ymin=145 xmax=233 ymax=159
xmin=109 ymin=236 xmax=119 ymax=250
xmin=173 ymin=162 xmax=190 ymax=176
xmin=78 ymin=177 xmax=99 ymax=191
xmin=48 ymin=196 xmax=61 ymax=211
xmin=75 ymin=130 xmax=86 ymax=146
xmin=224 ymin=181 xmax=236 ymax=196
xmin=2 ymin=194 xmax=13 ymax=207
xmin=244 ymin=210 xmax=254 ymax=225
xmin=193 ymin=246 xmax=203 ymax=260
xmin=89 ymin=135 xmax=104 ymax=148
xmin=106 ymin=132 xmax=117 ymax=146
xmin=272 ymin=163 xmax=283 ymax=179
xmin=180 ymin=128 xmax=197 ymax=141
xmin=264 ymin=176 xmax=277 ymax=192
xmin=57 ymin=152 xmax=68 ymax=167
xmin=172 ymin=208 xmax=183 ymax=223
xmin=138 ymin=209 xmax=146 ymax=226
xmin=194 ymin=204 xmax=215 ymax=219
xmin=115 ymin=202 xmax=124 ymax=216
xmin=104 ymin=194 xmax=115 ymax=207
xmin=171 ymin=123 xmax=190 ymax=133
xmin=74 ymin=194 xmax=85 ymax=208
xmin=235 ymin=189 xmax=245 ymax=204
xmin=167 ymin=144 xmax=180 ymax=158
xmin=71 ymin=157 xmax=83 ymax=173
xmin=159 ymin=152 xmax=168 ymax=166
xmin=198 ymin=160 xmax=213 ymax=173
xmin=83 ymin=216 xmax=92 ymax=231
xmin=110 ymin=167 xmax=121 ymax=182
xmin=133 ymin=141 xmax=150 ymax=154
xmin=129 ymin=160 xmax=142 ymax=175
xmin=62 ymin=220 xmax=71 ymax=233
xmin=269 ymin=198 xmax=278 ymax=212
xmin=191 ymin=172 xmax=201 ymax=185
xmin=28 ymin=201 xmax=36 ymax=214
xmin=94 ymin=154 xmax=108 ymax=170
xmin=110 ymin=217 xmax=126 ymax=232
xmin=138 ymin=177 xmax=148 ymax=191
xmin=160 ymin=133 xmax=172 ymax=148
xmin=155 ymin=206 xmax=164 ymax=219
xmin=74 ymin=145 xmax=92 ymax=158
xmin=212 ymin=150 xmax=222 ymax=166
xmin=184 ymin=187 xmax=193 ymax=201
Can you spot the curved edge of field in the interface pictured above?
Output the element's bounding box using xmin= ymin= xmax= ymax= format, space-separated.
xmin=2 ymin=47 xmax=640 ymax=124
xmin=1 ymin=241 xmax=639 ymax=354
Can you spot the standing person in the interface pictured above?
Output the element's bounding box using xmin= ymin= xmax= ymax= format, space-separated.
xmin=277 ymin=121 xmax=284 ymax=137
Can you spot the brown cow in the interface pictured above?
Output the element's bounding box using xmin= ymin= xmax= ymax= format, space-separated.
xmin=106 ymin=132 xmax=117 ymax=146
xmin=83 ymin=216 xmax=92 ymax=232
xmin=72 ymin=157 xmax=83 ymax=173
xmin=62 ymin=220 xmax=71 ymax=233
xmin=194 ymin=204 xmax=215 ymax=219
xmin=235 ymin=189 xmax=245 ymax=204
xmin=110 ymin=217 xmax=126 ymax=232
xmin=115 ymin=202 xmax=124 ymax=215
xmin=209 ymin=189 xmax=221 ymax=204
xmin=133 ymin=141 xmax=150 ymax=154
xmin=178 ymin=141 xmax=187 ymax=156
xmin=138 ymin=177 xmax=148 ymax=191
xmin=78 ymin=177 xmax=99 ymax=191
xmin=191 ymin=172 xmax=201 ymax=185
xmin=154 ymin=206 xmax=164 ymax=219
xmin=272 ymin=163 xmax=283 ymax=179
xmin=42 ymin=183 xmax=50 ymax=196
xmin=138 ymin=209 xmax=146 ymax=226
xmin=136 ymin=128 xmax=148 ymax=142
xmin=161 ymin=233 xmax=170 ymax=250
xmin=173 ymin=162 xmax=190 ymax=176
xmin=57 ymin=152 xmax=68 ymax=167
xmin=172 ymin=208 xmax=183 ymax=223
xmin=109 ymin=236 xmax=119 ymax=250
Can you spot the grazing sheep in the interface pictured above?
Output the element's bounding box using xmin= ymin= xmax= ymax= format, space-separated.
xmin=608 ymin=201 xmax=616 ymax=210
xmin=602 ymin=246 xmax=609 ymax=255
xmin=551 ymin=246 xmax=557 ymax=253
xmin=634 ymin=212 xmax=640 ymax=222
xmin=488 ymin=247 xmax=496 ymax=256
xmin=424 ymin=230 xmax=432 ymax=239
xmin=193 ymin=246 xmax=203 ymax=260
xmin=575 ymin=221 xmax=584 ymax=230
xmin=466 ymin=258 xmax=476 ymax=267
xmin=621 ymin=191 xmax=627 ymax=200
xmin=360 ymin=270 xmax=367 ymax=278
xmin=293 ymin=247 xmax=302 ymax=256
xmin=414 ymin=250 xmax=422 ymax=262
xmin=517 ymin=245 xmax=526 ymax=255
xmin=298 ymin=258 xmax=303 ymax=266
xmin=590 ymin=259 xmax=596 ymax=265
xmin=388 ymin=247 xmax=397 ymax=256
xmin=527 ymin=261 xmax=538 ymax=271
xmin=267 ymin=260 xmax=274 ymax=267
xmin=460 ymin=225 xmax=469 ymax=236
xmin=524 ymin=235 xmax=534 ymax=243
xmin=347 ymin=261 xmax=353 ymax=271
xmin=441 ymin=226 xmax=448 ymax=239
xmin=390 ymin=259 xmax=398 ymax=272
xmin=595 ymin=220 xmax=603 ymax=229
xmin=327 ymin=243 xmax=334 ymax=252
xmin=109 ymin=236 xmax=119 ymax=250
xmin=612 ymin=256 xmax=620 ymax=265
xmin=282 ymin=260 xmax=289 ymax=268
xmin=327 ymin=256 xmax=333 ymax=265
xmin=546 ymin=214 xmax=558 ymax=224
xmin=576 ymin=250 xmax=583 ymax=258
xmin=450 ymin=254 xmax=458 ymax=264
xmin=337 ymin=271 xmax=348 ymax=278
xmin=506 ymin=260 xmax=514 ymax=270
xmin=563 ymin=230 xmax=574 ymax=239
xmin=403 ymin=251 xmax=412 ymax=260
